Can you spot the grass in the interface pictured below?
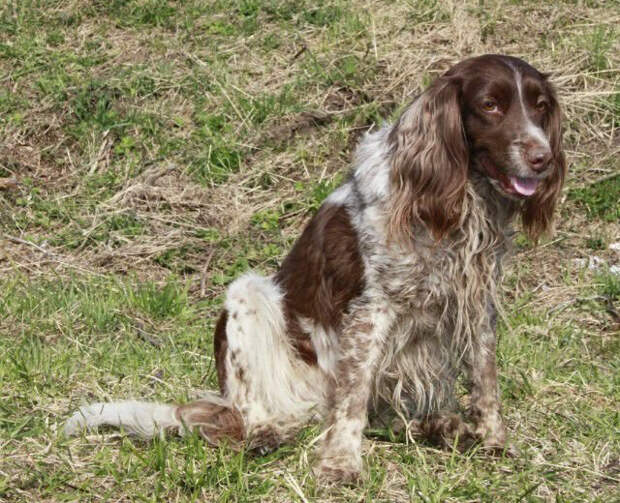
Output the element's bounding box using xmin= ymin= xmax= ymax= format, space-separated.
xmin=0 ymin=0 xmax=618 ymax=501
xmin=568 ymin=174 xmax=620 ymax=222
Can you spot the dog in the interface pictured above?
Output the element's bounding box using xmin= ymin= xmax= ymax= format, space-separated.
xmin=65 ymin=54 xmax=566 ymax=484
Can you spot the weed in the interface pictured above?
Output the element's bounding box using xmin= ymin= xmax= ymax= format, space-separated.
xmin=128 ymin=279 xmax=189 ymax=320
xmin=568 ymin=175 xmax=620 ymax=222
xmin=188 ymin=144 xmax=243 ymax=185
xmin=585 ymin=235 xmax=605 ymax=250
xmin=597 ymin=271 xmax=620 ymax=300
xmin=586 ymin=26 xmax=616 ymax=71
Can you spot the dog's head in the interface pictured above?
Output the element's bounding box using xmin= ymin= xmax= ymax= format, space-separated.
xmin=388 ymin=54 xmax=566 ymax=243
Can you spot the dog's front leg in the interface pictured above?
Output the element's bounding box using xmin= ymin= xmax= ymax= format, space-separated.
xmin=468 ymin=302 xmax=506 ymax=450
xmin=315 ymin=299 xmax=394 ymax=485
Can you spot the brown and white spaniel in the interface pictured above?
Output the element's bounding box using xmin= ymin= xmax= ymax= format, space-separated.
xmin=65 ymin=55 xmax=566 ymax=484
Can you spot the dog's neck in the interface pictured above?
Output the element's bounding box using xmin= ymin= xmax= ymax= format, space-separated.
xmin=468 ymin=169 xmax=521 ymax=228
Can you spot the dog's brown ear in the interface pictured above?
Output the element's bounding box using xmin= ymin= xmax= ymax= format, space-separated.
xmin=388 ymin=76 xmax=468 ymax=245
xmin=522 ymin=82 xmax=566 ymax=241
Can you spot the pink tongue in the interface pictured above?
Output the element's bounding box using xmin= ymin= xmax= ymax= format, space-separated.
xmin=509 ymin=176 xmax=539 ymax=196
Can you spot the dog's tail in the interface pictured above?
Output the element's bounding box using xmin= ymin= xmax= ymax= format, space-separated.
xmin=64 ymin=400 xmax=180 ymax=437
xmin=64 ymin=392 xmax=245 ymax=445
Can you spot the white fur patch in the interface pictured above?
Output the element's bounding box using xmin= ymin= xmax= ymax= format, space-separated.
xmin=353 ymin=126 xmax=392 ymax=201
xmin=224 ymin=273 xmax=327 ymax=425
xmin=325 ymin=183 xmax=352 ymax=206
xmin=298 ymin=316 xmax=339 ymax=376
xmin=514 ymin=69 xmax=550 ymax=150
xmin=64 ymin=401 xmax=180 ymax=437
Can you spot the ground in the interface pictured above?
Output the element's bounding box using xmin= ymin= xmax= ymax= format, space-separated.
xmin=0 ymin=1 xmax=618 ymax=502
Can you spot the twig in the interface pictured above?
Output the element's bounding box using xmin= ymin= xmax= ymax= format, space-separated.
xmin=589 ymin=171 xmax=619 ymax=186
xmin=216 ymin=81 xmax=248 ymax=130
xmin=200 ymin=248 xmax=216 ymax=297
xmin=283 ymin=472 xmax=309 ymax=503
xmin=88 ymin=130 xmax=110 ymax=175
xmin=290 ymin=44 xmax=307 ymax=63
xmin=604 ymin=296 xmax=619 ymax=324
xmin=3 ymin=234 xmax=104 ymax=277
xmin=0 ymin=177 xmax=18 ymax=190
xmin=371 ymin=15 xmax=378 ymax=61
xmin=132 ymin=321 xmax=163 ymax=348
xmin=5 ymin=234 xmax=53 ymax=256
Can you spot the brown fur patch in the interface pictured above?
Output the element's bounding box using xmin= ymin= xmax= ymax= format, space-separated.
xmin=275 ymin=204 xmax=365 ymax=363
xmin=213 ymin=311 xmax=229 ymax=395
xmin=286 ymin=315 xmax=319 ymax=365
xmin=417 ymin=413 xmax=475 ymax=448
xmin=387 ymin=73 xmax=468 ymax=243
xmin=177 ymin=400 xmax=245 ymax=447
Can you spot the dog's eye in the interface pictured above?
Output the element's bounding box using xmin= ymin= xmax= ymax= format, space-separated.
xmin=482 ymin=99 xmax=498 ymax=113
xmin=536 ymin=99 xmax=548 ymax=112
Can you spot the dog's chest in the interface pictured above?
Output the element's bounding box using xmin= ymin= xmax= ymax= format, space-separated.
xmin=370 ymin=232 xmax=503 ymax=334
xmin=378 ymin=247 xmax=463 ymax=312
xmin=355 ymin=186 xmax=510 ymax=336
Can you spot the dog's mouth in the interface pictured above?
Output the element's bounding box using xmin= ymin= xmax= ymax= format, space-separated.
xmin=476 ymin=157 xmax=540 ymax=198
xmin=503 ymin=175 xmax=539 ymax=197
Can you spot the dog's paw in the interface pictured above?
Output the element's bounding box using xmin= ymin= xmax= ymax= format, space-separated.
xmin=419 ymin=413 xmax=476 ymax=449
xmin=315 ymin=452 xmax=362 ymax=486
xmin=246 ymin=425 xmax=284 ymax=456
xmin=315 ymin=461 xmax=361 ymax=486
xmin=474 ymin=426 xmax=520 ymax=457
xmin=479 ymin=439 xmax=519 ymax=458
xmin=475 ymin=423 xmax=506 ymax=450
